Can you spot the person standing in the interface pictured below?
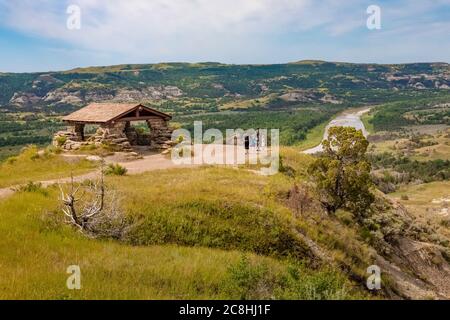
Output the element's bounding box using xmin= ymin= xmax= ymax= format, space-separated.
xmin=256 ymin=128 xmax=260 ymax=152
xmin=244 ymin=135 xmax=250 ymax=154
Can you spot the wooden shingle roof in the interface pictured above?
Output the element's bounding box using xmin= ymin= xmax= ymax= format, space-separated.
xmin=62 ymin=103 xmax=172 ymax=123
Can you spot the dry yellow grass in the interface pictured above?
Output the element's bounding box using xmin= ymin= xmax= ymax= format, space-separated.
xmin=0 ymin=146 xmax=371 ymax=299
xmin=219 ymin=94 xmax=276 ymax=110
xmin=0 ymin=190 xmax=289 ymax=299
xmin=391 ymin=181 xmax=450 ymax=239
xmin=0 ymin=146 xmax=96 ymax=188
xmin=368 ymin=126 xmax=450 ymax=161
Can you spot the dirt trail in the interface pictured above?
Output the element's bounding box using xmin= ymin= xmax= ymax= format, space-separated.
xmin=0 ymin=145 xmax=261 ymax=200
xmin=0 ymin=153 xmax=185 ymax=200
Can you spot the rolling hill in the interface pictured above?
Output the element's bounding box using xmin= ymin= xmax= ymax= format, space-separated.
xmin=1 ymin=61 xmax=449 ymax=114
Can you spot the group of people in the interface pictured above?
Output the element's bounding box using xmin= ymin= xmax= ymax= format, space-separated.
xmin=244 ymin=129 xmax=265 ymax=153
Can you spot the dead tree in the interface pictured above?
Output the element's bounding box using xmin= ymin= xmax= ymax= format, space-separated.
xmin=59 ymin=162 xmax=128 ymax=238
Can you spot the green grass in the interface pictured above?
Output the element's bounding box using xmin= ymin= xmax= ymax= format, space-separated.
xmin=368 ymin=128 xmax=450 ymax=161
xmin=0 ymin=190 xmax=276 ymax=299
xmin=105 ymin=163 xmax=128 ymax=176
xmin=361 ymin=113 xmax=375 ymax=135
xmin=0 ymin=146 xmax=96 ymax=188
xmin=0 ymin=185 xmax=365 ymax=299
xmin=219 ymin=94 xmax=276 ymax=110
xmin=0 ymin=147 xmax=374 ymax=299
xmin=108 ymin=167 xmax=312 ymax=258
xmin=105 ymin=161 xmax=374 ymax=287
xmin=391 ymin=181 xmax=450 ymax=205
xmin=0 ymin=145 xmax=24 ymax=162
xmin=296 ymin=121 xmax=327 ymax=151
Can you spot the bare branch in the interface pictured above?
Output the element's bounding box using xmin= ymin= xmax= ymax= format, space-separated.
xmin=58 ymin=163 xmax=128 ymax=239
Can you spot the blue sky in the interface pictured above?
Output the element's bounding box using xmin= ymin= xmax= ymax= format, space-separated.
xmin=0 ymin=0 xmax=449 ymax=72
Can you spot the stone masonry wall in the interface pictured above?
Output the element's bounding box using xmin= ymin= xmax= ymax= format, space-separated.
xmin=53 ymin=119 xmax=174 ymax=152
xmin=146 ymin=118 xmax=174 ymax=150
xmin=53 ymin=123 xmax=131 ymax=151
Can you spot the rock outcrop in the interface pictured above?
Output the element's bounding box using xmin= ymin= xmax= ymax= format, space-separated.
xmin=9 ymin=92 xmax=42 ymax=107
xmin=9 ymin=85 xmax=184 ymax=108
xmin=367 ymin=192 xmax=450 ymax=299
xmin=43 ymin=86 xmax=183 ymax=106
xmin=280 ymin=90 xmax=342 ymax=104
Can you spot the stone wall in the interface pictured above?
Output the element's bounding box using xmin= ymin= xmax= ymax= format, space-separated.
xmin=147 ymin=118 xmax=174 ymax=150
xmin=53 ymin=119 xmax=174 ymax=152
xmin=52 ymin=130 xmax=81 ymax=150
xmin=88 ymin=123 xmax=133 ymax=151
xmin=53 ymin=124 xmax=131 ymax=151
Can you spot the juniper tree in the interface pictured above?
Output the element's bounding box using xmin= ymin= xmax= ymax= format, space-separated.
xmin=308 ymin=126 xmax=374 ymax=218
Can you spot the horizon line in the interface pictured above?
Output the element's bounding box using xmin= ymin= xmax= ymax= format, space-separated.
xmin=2 ymin=59 xmax=449 ymax=74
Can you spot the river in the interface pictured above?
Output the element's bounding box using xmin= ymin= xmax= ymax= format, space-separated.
xmin=302 ymin=107 xmax=371 ymax=154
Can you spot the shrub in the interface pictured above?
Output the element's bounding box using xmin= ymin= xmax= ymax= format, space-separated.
xmin=104 ymin=163 xmax=127 ymax=176
xmin=222 ymin=256 xmax=360 ymax=300
xmin=223 ymin=256 xmax=275 ymax=300
xmin=287 ymin=184 xmax=313 ymax=217
xmin=5 ymin=156 xmax=18 ymax=165
xmin=128 ymin=197 xmax=311 ymax=259
xmin=80 ymin=144 xmax=98 ymax=151
xmin=0 ymin=145 xmax=96 ymax=188
xmin=279 ymin=156 xmax=296 ymax=177
xmin=55 ymin=136 xmax=67 ymax=146
xmin=14 ymin=181 xmax=49 ymax=196
xmin=45 ymin=145 xmax=62 ymax=155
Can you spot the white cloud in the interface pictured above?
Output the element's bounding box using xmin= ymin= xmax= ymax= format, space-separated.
xmin=0 ymin=0 xmax=448 ymax=66
xmin=0 ymin=0 xmax=364 ymax=58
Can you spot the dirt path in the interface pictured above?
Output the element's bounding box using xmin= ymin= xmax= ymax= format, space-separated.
xmin=0 ymin=153 xmax=185 ymax=200
xmin=0 ymin=145 xmax=261 ymax=200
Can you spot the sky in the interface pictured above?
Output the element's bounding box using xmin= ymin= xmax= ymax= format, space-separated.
xmin=0 ymin=0 xmax=449 ymax=72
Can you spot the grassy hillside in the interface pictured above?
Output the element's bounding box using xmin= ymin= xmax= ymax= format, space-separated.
xmin=0 ymin=146 xmax=96 ymax=188
xmin=0 ymin=191 xmax=293 ymax=299
xmin=368 ymin=93 xmax=450 ymax=132
xmin=1 ymin=141 xmax=449 ymax=299
xmin=1 ymin=61 xmax=449 ymax=112
xmin=0 ymin=60 xmax=449 ymax=299
xmin=0 ymin=147 xmax=372 ymax=299
xmin=391 ymin=181 xmax=450 ymax=240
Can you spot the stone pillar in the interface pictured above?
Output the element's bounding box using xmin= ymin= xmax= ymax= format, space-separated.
xmin=124 ymin=121 xmax=138 ymax=145
xmin=146 ymin=118 xmax=173 ymax=150
xmin=74 ymin=123 xmax=85 ymax=141
xmin=106 ymin=122 xmax=127 ymax=137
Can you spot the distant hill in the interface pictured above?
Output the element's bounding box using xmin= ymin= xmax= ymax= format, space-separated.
xmin=0 ymin=61 xmax=449 ymax=114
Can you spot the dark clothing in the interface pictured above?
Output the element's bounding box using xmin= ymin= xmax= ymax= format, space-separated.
xmin=244 ymin=136 xmax=250 ymax=150
xmin=256 ymin=130 xmax=260 ymax=148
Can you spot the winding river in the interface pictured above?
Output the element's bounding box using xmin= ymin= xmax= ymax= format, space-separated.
xmin=302 ymin=107 xmax=371 ymax=154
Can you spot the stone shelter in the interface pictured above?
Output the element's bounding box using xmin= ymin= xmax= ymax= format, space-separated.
xmin=53 ymin=103 xmax=173 ymax=152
